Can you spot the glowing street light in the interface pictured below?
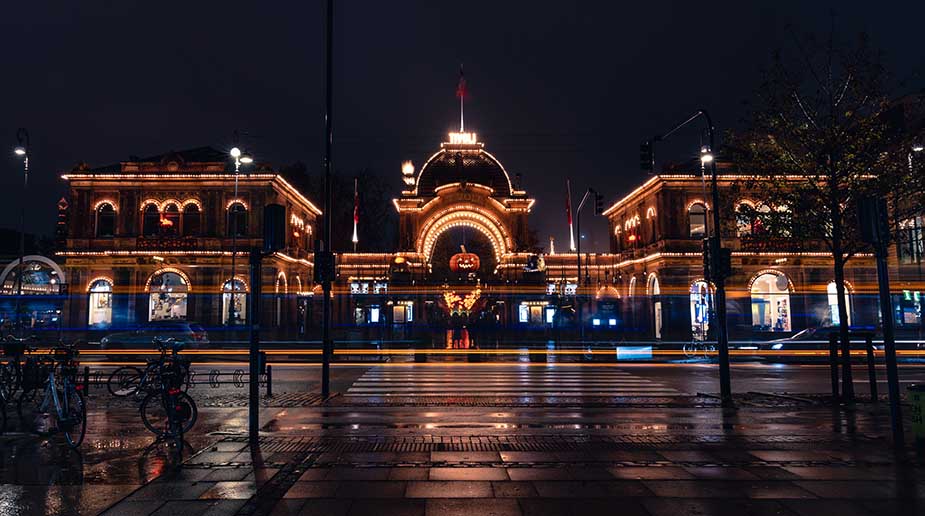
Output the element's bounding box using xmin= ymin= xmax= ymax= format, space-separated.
xmin=228 ymin=145 xmax=253 ymax=326
xmin=913 ymin=142 xmax=924 ymax=153
xmin=700 ymin=145 xmax=714 ymax=163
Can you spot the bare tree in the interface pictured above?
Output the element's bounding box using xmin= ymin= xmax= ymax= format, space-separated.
xmin=729 ymin=29 xmax=924 ymax=394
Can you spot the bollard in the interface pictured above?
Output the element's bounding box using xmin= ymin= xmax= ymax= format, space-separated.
xmin=908 ymin=384 xmax=925 ymax=442
xmin=265 ymin=364 xmax=273 ymax=397
xmin=864 ymin=334 xmax=878 ymax=402
xmin=83 ymin=366 xmax=90 ymax=394
xmin=828 ymin=333 xmax=839 ymax=402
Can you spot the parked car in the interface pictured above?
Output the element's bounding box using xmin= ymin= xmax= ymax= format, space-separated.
xmin=758 ymin=326 xmax=924 ymax=352
xmin=100 ymin=320 xmax=209 ymax=349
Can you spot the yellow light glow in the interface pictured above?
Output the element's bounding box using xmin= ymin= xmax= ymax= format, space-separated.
xmin=401 ymin=161 xmax=415 ymax=176
xmin=448 ymin=132 xmax=478 ymax=145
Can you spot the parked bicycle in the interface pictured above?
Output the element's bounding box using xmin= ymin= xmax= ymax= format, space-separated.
xmin=0 ymin=334 xmax=37 ymax=400
xmin=106 ymin=337 xmax=192 ymax=399
xmin=138 ymin=339 xmax=197 ymax=444
xmin=16 ymin=342 xmax=87 ymax=448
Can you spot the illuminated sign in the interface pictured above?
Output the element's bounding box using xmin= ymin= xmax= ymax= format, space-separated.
xmin=448 ymin=132 xmax=478 ymax=145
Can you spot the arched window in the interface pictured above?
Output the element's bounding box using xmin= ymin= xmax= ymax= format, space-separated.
xmin=96 ymin=203 xmax=116 ymax=237
xmin=647 ymin=273 xmax=662 ymax=339
xmin=753 ymin=205 xmax=772 ymax=235
xmin=736 ymin=203 xmax=753 ymax=237
xmin=228 ymin=202 xmax=248 ymax=237
xmin=142 ymin=204 xmax=160 ymax=236
xmin=147 ymin=270 xmax=189 ymax=321
xmin=750 ymin=272 xmax=791 ymax=332
xmin=827 ymin=281 xmax=851 ymax=327
xmin=689 ymin=203 xmax=707 ymax=238
xmin=690 ymin=280 xmax=712 ymax=341
xmin=275 ymin=272 xmax=288 ymax=326
xmin=183 ymin=203 xmax=201 ymax=236
xmin=628 ymin=276 xmax=637 ymax=298
xmin=162 ymin=203 xmax=180 ymax=236
xmin=88 ymin=279 xmax=113 ymax=327
xmin=222 ymin=278 xmax=248 ymax=325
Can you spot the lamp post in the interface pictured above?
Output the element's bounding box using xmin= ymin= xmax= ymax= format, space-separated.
xmin=229 ymin=146 xmax=253 ymax=328
xmin=574 ymin=188 xmax=597 ymax=340
xmin=13 ymin=129 xmax=29 ymax=338
xmin=649 ymin=110 xmax=732 ymax=406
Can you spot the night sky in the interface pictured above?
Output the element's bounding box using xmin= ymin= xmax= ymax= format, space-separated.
xmin=2 ymin=1 xmax=922 ymax=252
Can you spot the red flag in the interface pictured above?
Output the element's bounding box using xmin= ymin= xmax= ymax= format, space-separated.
xmin=456 ymin=65 xmax=467 ymax=99
xmin=352 ymin=178 xmax=359 ymax=245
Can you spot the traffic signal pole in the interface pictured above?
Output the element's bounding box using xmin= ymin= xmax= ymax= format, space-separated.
xmin=646 ymin=110 xmax=733 ymax=406
xmin=320 ymin=0 xmax=334 ymax=398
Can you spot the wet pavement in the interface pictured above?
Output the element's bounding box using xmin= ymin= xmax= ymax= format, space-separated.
xmin=3 ymin=363 xmax=925 ymax=515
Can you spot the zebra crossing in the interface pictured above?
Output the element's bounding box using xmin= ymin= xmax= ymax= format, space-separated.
xmin=345 ymin=366 xmax=685 ymax=397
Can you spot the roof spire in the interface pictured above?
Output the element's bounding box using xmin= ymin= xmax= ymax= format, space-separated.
xmin=456 ymin=64 xmax=467 ymax=132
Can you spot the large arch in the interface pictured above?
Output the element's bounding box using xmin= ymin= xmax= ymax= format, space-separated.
xmin=0 ymin=255 xmax=67 ymax=288
xmin=417 ymin=205 xmax=512 ymax=263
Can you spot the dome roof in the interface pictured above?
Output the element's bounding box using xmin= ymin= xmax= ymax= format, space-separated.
xmin=415 ymin=146 xmax=513 ymax=197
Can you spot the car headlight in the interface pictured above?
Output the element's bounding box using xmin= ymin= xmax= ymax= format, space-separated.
xmin=771 ymin=343 xmax=783 ymax=350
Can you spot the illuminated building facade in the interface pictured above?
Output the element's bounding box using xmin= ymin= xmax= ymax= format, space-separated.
xmin=56 ymin=148 xmax=320 ymax=335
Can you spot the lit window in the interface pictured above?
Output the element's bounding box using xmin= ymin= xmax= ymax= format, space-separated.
xmin=518 ymin=304 xmax=529 ymax=323
xmin=827 ymin=282 xmax=851 ymax=327
xmin=750 ymin=272 xmax=791 ymax=332
xmin=148 ymin=271 xmax=188 ymax=321
xmin=222 ymin=278 xmax=248 ymax=325
xmin=690 ymin=280 xmax=712 ymax=341
xmin=87 ymin=279 xmax=113 ymax=328
xmin=96 ymin=203 xmax=116 ymax=237
xmin=370 ymin=306 xmax=380 ymax=323
xmin=689 ymin=203 xmax=706 ymax=238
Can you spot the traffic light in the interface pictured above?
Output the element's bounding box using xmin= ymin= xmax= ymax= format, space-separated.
xmin=594 ymin=192 xmax=605 ymax=215
xmin=858 ymin=196 xmax=890 ymax=246
xmin=313 ymin=249 xmax=336 ymax=283
xmin=639 ymin=141 xmax=654 ymax=173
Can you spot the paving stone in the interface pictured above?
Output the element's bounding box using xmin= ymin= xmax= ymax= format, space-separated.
xmin=283 ymin=481 xmax=340 ymax=499
xmin=298 ymin=469 xmax=331 ymax=481
xmin=793 ymin=480 xmax=903 ymax=499
xmin=782 ymin=466 xmax=897 ymax=480
xmin=658 ymin=450 xmax=721 ymax=462
xmin=748 ymin=450 xmax=839 ymax=462
xmin=101 ymin=500 xmax=165 ymax=516
xmin=782 ymin=499 xmax=878 ymax=516
xmin=642 ymin=498 xmax=798 ymax=516
xmin=431 ymin=451 xmax=502 ymax=463
xmin=742 ymin=467 xmax=804 ymax=480
xmin=246 ymin=467 xmax=281 ymax=486
xmin=199 ymin=481 xmax=257 ymax=500
xmin=642 ymin=480 xmax=746 ymax=498
xmin=268 ymin=498 xmax=307 ymax=516
xmin=424 ymin=498 xmax=522 ymax=516
xmin=348 ymin=499 xmax=425 ymax=516
xmin=531 ymin=480 xmax=612 ymax=498
xmin=518 ymin=498 xmax=649 ymax=516
xmin=151 ymin=500 xmax=248 ymax=516
xmin=608 ymin=466 xmax=697 ymax=480
xmin=492 ymin=481 xmax=540 ymax=498
xmin=293 ymin=499 xmax=351 ymax=516
xmin=740 ymin=481 xmax=818 ymax=500
xmin=683 ymin=466 xmax=761 ymax=480
xmin=405 ymin=481 xmax=493 ymax=498
xmin=506 ymin=468 xmax=574 ymax=481
xmin=326 ymin=467 xmax=392 ymax=480
xmin=429 ymin=467 xmax=510 ymax=481
xmin=125 ymin=481 xmax=217 ymax=501
xmin=202 ymin=468 xmax=252 ymax=482
xmin=335 ymin=480 xmax=407 ymax=498
xmin=388 ymin=468 xmax=430 ymax=480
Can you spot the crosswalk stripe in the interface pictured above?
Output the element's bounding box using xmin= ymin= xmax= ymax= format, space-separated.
xmin=346 ymin=367 xmax=685 ymax=397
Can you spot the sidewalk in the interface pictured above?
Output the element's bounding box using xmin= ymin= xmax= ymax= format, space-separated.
xmin=99 ymin=400 xmax=925 ymax=516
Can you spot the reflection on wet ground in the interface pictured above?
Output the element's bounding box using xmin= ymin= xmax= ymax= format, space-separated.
xmin=0 ymin=406 xmax=245 ymax=516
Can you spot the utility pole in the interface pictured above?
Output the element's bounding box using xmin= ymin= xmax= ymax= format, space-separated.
xmin=319 ymin=0 xmax=335 ymax=398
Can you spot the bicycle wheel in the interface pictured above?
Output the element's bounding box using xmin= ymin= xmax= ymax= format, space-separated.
xmin=682 ymin=342 xmax=696 ymax=358
xmin=107 ymin=366 xmax=143 ymax=397
xmin=61 ymin=387 xmax=87 ymax=448
xmin=140 ymin=391 xmax=198 ymax=437
xmin=17 ymin=388 xmax=50 ymax=434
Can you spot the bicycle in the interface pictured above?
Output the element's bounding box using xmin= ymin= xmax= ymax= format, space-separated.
xmin=16 ymin=343 xmax=87 ymax=448
xmin=0 ymin=334 xmax=37 ymax=400
xmin=139 ymin=339 xmax=197 ymax=443
xmin=107 ymin=338 xmax=190 ymax=399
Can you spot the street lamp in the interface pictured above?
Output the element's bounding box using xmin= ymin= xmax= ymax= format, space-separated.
xmin=700 ymin=145 xmax=714 ymax=164
xmin=229 ymin=146 xmax=253 ymax=327
xmin=13 ymin=129 xmax=29 ymax=338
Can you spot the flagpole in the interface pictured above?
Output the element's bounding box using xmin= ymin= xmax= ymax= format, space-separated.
xmin=352 ymin=176 xmax=359 ymax=252
xmin=567 ymin=179 xmax=576 ymax=252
